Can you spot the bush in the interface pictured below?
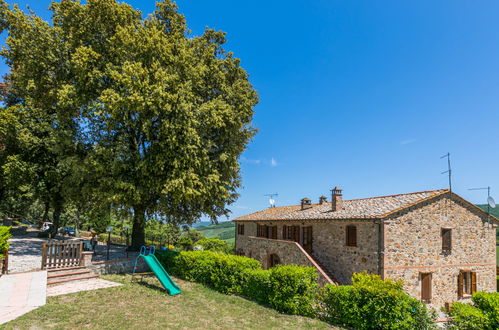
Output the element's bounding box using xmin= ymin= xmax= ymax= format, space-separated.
xmin=177 ymin=235 xmax=193 ymax=251
xmin=157 ymin=250 xmax=261 ymax=294
xmin=266 ymin=265 xmax=319 ymax=316
xmin=195 ymin=238 xmax=231 ymax=253
xmin=241 ymin=269 xmax=270 ymax=303
xmin=0 ymin=226 xmax=12 ymax=259
xmin=448 ymin=302 xmax=490 ymax=330
xmin=321 ymin=272 xmax=435 ymax=329
xmin=472 ymin=292 xmax=499 ymax=329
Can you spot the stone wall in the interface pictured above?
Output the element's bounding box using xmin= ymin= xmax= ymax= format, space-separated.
xmin=90 ymin=257 xmax=147 ymax=275
xmin=383 ymin=194 xmax=497 ymax=309
xmin=235 ymin=220 xmax=379 ymax=284
xmin=245 ymin=236 xmax=334 ymax=286
xmin=313 ymin=221 xmax=379 ymax=284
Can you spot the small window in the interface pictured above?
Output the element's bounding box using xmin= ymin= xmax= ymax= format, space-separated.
xmin=346 ymin=225 xmax=357 ymax=247
xmin=421 ymin=273 xmax=432 ymax=302
xmin=442 ymin=228 xmax=452 ymax=252
xmin=270 ymin=226 xmax=277 ymax=239
xmin=282 ymin=225 xmax=299 ymax=242
xmin=237 ymin=224 xmax=245 ymax=235
xmin=458 ymin=271 xmax=476 ymax=297
xmin=269 ymin=254 xmax=280 ymax=268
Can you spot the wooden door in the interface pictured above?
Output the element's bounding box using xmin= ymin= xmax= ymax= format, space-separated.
xmin=302 ymin=226 xmax=313 ymax=253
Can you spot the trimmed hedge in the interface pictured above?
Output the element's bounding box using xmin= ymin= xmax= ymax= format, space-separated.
xmin=156 ymin=250 xmax=319 ymax=315
xmin=156 ymin=251 xmax=436 ymax=325
xmin=0 ymin=226 xmax=12 ymax=259
xmin=448 ymin=302 xmax=489 ymax=330
xmin=321 ymin=272 xmax=435 ymax=329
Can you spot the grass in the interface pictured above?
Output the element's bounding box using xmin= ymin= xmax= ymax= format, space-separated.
xmin=3 ymin=274 xmax=334 ymax=330
xmin=196 ymin=221 xmax=235 ymax=244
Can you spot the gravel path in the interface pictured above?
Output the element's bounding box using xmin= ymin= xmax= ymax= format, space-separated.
xmin=7 ymin=232 xmax=45 ymax=273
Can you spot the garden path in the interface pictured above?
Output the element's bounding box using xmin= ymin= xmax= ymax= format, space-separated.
xmin=0 ymin=271 xmax=47 ymax=324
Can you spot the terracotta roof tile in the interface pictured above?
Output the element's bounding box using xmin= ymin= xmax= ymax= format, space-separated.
xmin=233 ymin=189 xmax=449 ymax=221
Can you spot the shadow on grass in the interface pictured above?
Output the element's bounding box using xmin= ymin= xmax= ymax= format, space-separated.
xmin=134 ymin=280 xmax=171 ymax=294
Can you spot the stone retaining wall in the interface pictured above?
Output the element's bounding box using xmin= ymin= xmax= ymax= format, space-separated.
xmin=90 ymin=257 xmax=147 ymax=275
xmin=246 ymin=236 xmax=334 ymax=286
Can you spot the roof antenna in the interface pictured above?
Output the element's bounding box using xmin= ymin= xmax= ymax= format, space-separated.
xmin=441 ymin=152 xmax=452 ymax=193
xmin=468 ymin=186 xmax=495 ymax=223
xmin=264 ymin=193 xmax=278 ymax=208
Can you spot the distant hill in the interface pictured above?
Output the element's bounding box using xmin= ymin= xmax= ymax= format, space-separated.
xmin=196 ymin=221 xmax=235 ymax=244
xmin=476 ymin=204 xmax=499 ymax=218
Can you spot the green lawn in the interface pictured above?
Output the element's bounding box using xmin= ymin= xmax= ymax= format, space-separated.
xmin=197 ymin=221 xmax=235 ymax=244
xmin=3 ymin=275 xmax=334 ymax=329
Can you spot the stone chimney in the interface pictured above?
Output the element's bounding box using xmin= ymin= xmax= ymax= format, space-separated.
xmin=301 ymin=198 xmax=312 ymax=210
xmin=319 ymin=195 xmax=327 ymax=205
xmin=331 ymin=187 xmax=343 ymax=211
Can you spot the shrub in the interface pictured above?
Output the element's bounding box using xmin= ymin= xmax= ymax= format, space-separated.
xmin=472 ymin=292 xmax=499 ymax=329
xmin=321 ymin=272 xmax=435 ymax=329
xmin=177 ymin=235 xmax=193 ymax=251
xmin=241 ymin=269 xmax=270 ymax=303
xmin=157 ymin=250 xmax=261 ymax=294
xmin=0 ymin=226 xmax=12 ymax=259
xmin=448 ymin=302 xmax=490 ymax=330
xmin=195 ymin=238 xmax=231 ymax=253
xmin=266 ymin=265 xmax=319 ymax=316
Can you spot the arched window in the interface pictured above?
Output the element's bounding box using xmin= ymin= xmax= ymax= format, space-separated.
xmin=269 ymin=253 xmax=280 ymax=268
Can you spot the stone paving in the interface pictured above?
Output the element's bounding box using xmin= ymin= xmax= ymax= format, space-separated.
xmin=0 ymin=271 xmax=47 ymax=325
xmin=47 ymin=278 xmax=122 ymax=297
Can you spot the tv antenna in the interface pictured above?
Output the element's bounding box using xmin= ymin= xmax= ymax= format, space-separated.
xmin=468 ymin=186 xmax=495 ymax=223
xmin=440 ymin=153 xmax=452 ymax=192
xmin=264 ymin=193 xmax=278 ymax=208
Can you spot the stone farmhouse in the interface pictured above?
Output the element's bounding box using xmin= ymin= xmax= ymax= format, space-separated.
xmin=233 ymin=188 xmax=497 ymax=308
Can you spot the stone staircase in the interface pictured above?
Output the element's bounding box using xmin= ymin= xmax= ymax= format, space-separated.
xmin=311 ymin=253 xmax=338 ymax=285
xmin=47 ymin=266 xmax=99 ymax=286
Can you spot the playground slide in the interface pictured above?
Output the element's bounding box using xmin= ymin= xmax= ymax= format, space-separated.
xmin=142 ymin=254 xmax=181 ymax=295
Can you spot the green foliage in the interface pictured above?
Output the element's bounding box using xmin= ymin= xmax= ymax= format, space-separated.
xmin=196 ymin=221 xmax=235 ymax=243
xmin=266 ymin=265 xmax=319 ymax=316
xmin=177 ymin=235 xmax=194 ymax=251
xmin=448 ymin=302 xmax=490 ymax=330
xmin=0 ymin=226 xmax=12 ymax=258
xmin=196 ymin=238 xmax=231 ymax=253
xmin=321 ymin=272 xmax=435 ymax=329
xmin=241 ymin=269 xmax=270 ymax=303
xmin=156 ymin=250 xmax=319 ymax=316
xmin=159 ymin=250 xmax=261 ymax=294
xmin=472 ymin=292 xmax=499 ymax=329
xmin=0 ymin=0 xmax=258 ymax=249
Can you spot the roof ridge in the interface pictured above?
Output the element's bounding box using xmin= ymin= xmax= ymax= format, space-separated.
xmin=344 ymin=189 xmax=448 ymax=202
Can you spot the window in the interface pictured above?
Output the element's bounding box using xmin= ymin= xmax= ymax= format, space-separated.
xmin=257 ymin=224 xmax=277 ymax=239
xmin=302 ymin=226 xmax=313 ymax=253
xmin=421 ymin=273 xmax=432 ymax=302
xmin=269 ymin=254 xmax=280 ymax=268
xmin=270 ymin=226 xmax=277 ymax=239
xmin=458 ymin=271 xmax=477 ymax=297
xmin=283 ymin=225 xmax=300 ymax=242
xmin=346 ymin=225 xmax=357 ymax=247
xmin=257 ymin=224 xmax=268 ymax=238
xmin=237 ymin=224 xmax=245 ymax=235
xmin=442 ymin=228 xmax=452 ymax=252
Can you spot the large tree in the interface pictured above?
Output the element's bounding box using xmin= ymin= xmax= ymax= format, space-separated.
xmin=0 ymin=0 xmax=257 ymax=248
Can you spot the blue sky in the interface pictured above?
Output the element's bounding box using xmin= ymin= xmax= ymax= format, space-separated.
xmin=2 ymin=1 xmax=499 ymax=221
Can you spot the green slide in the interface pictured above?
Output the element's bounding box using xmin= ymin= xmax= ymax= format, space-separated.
xmin=133 ymin=246 xmax=181 ymax=295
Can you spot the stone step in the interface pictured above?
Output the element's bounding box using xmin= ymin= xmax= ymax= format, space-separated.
xmin=47 ymin=266 xmax=87 ymax=273
xmin=47 ymin=269 xmax=92 ymax=280
xmin=47 ymin=273 xmax=99 ymax=286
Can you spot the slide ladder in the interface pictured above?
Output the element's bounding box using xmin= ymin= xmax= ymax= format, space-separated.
xmin=132 ymin=246 xmax=181 ymax=295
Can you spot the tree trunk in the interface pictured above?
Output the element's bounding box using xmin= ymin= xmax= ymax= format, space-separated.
xmin=131 ymin=206 xmax=146 ymax=250
xmin=42 ymin=201 xmax=50 ymax=223
xmin=52 ymin=200 xmax=63 ymax=237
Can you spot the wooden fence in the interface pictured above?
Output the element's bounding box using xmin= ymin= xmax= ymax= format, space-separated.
xmin=41 ymin=241 xmax=83 ymax=270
